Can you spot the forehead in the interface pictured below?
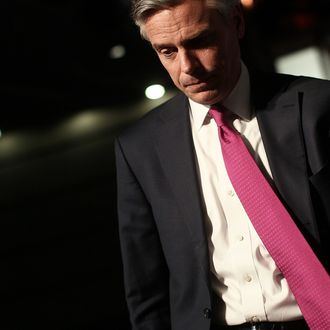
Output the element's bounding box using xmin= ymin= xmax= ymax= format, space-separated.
xmin=143 ymin=0 xmax=218 ymax=43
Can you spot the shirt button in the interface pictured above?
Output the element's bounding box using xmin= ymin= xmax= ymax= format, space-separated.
xmin=251 ymin=316 xmax=260 ymax=323
xmin=245 ymin=275 xmax=252 ymax=282
xmin=238 ymin=235 xmax=244 ymax=241
xmin=227 ymin=189 xmax=235 ymax=197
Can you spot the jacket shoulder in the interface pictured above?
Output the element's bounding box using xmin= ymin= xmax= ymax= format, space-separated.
xmin=117 ymin=92 xmax=187 ymax=146
xmin=251 ymin=70 xmax=330 ymax=108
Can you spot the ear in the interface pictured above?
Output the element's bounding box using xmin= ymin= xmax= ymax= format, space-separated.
xmin=231 ymin=4 xmax=245 ymax=39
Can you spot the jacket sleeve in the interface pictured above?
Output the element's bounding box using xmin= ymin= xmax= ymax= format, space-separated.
xmin=115 ymin=138 xmax=171 ymax=330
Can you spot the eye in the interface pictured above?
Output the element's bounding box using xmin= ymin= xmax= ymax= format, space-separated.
xmin=159 ymin=48 xmax=176 ymax=58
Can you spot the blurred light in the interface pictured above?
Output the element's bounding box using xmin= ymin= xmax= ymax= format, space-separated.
xmin=0 ymin=129 xmax=2 ymax=138
xmin=0 ymin=132 xmax=26 ymax=156
xmin=275 ymin=46 xmax=330 ymax=80
xmin=109 ymin=45 xmax=126 ymax=59
xmin=61 ymin=111 xmax=105 ymax=135
xmin=241 ymin=0 xmax=254 ymax=9
xmin=145 ymin=84 xmax=166 ymax=100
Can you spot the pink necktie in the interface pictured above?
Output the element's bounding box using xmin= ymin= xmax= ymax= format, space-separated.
xmin=209 ymin=106 xmax=330 ymax=330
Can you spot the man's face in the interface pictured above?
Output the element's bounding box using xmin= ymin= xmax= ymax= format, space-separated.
xmin=143 ymin=0 xmax=244 ymax=105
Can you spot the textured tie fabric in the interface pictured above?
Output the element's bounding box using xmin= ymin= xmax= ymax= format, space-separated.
xmin=209 ymin=106 xmax=330 ymax=330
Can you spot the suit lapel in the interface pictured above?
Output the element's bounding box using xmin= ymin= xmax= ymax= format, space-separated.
xmin=253 ymin=73 xmax=320 ymax=241
xmin=152 ymin=94 xmax=210 ymax=280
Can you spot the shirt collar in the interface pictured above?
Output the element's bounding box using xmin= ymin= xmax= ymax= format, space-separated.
xmin=189 ymin=62 xmax=252 ymax=131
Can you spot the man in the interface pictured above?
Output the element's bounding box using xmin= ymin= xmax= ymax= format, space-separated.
xmin=115 ymin=0 xmax=330 ymax=329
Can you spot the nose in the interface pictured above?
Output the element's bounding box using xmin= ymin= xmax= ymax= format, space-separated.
xmin=179 ymin=50 xmax=197 ymax=75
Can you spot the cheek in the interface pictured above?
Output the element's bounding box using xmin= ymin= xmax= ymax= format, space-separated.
xmin=199 ymin=49 xmax=222 ymax=71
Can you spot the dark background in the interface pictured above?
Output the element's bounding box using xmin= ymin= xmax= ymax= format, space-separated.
xmin=0 ymin=0 xmax=329 ymax=329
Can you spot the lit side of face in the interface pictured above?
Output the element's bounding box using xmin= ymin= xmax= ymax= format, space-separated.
xmin=143 ymin=0 xmax=245 ymax=105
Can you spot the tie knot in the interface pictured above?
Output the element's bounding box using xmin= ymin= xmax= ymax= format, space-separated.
xmin=209 ymin=105 xmax=239 ymax=143
xmin=209 ymin=106 xmax=225 ymax=128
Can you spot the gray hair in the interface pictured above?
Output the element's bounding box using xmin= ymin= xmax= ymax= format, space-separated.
xmin=131 ymin=0 xmax=241 ymax=39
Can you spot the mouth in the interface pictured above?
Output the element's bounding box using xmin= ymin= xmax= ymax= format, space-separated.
xmin=183 ymin=75 xmax=215 ymax=90
xmin=184 ymin=77 xmax=215 ymax=92
xmin=184 ymin=77 xmax=208 ymax=87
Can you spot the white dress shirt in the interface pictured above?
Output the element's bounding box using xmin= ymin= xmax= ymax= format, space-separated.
xmin=189 ymin=63 xmax=303 ymax=325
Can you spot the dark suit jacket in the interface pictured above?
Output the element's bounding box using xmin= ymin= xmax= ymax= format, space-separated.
xmin=115 ymin=72 xmax=330 ymax=330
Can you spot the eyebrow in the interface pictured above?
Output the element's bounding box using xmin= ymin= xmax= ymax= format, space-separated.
xmin=152 ymin=28 xmax=212 ymax=51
